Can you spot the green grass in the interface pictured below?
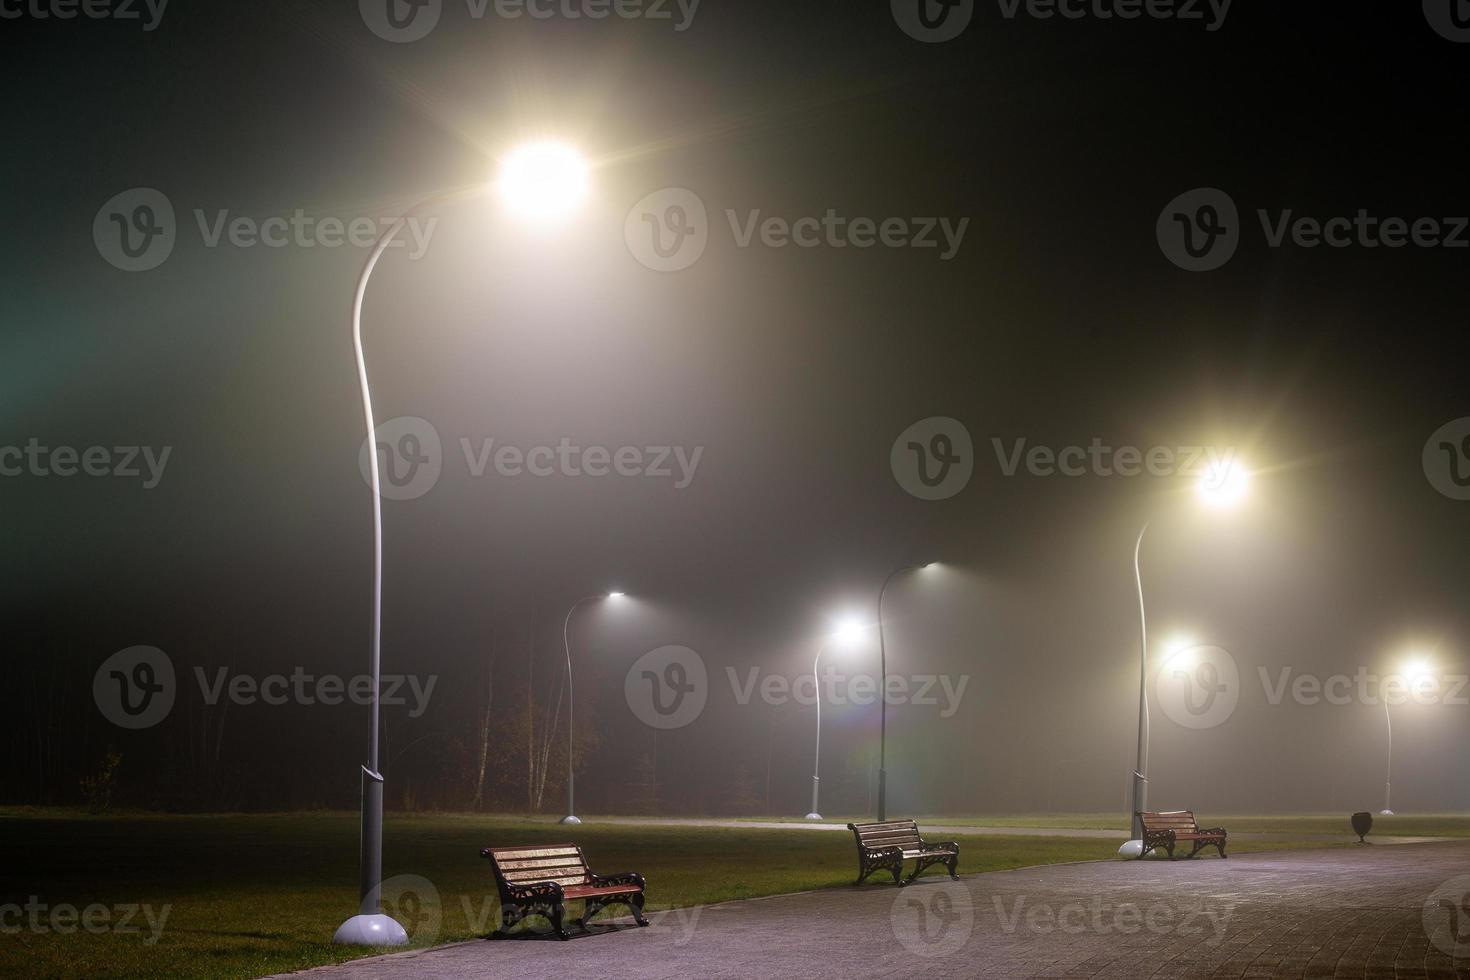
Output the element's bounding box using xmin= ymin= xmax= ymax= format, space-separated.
xmin=898 ymin=812 xmax=1470 ymax=837
xmin=4 ymin=808 xmax=1457 ymax=979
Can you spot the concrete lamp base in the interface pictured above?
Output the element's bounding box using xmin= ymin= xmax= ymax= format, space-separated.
xmin=1379 ymin=809 xmax=1395 ymax=816
xmin=559 ymin=815 xmax=583 ymax=825
xmin=804 ymin=812 xmax=822 ymax=821
xmin=1117 ymin=840 xmax=1144 ymax=859
xmin=333 ymin=914 xmax=409 ymax=947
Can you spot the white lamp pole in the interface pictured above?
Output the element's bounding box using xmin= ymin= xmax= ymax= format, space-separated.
xmin=876 ymin=563 xmax=934 ymax=822
xmin=1380 ymin=659 xmax=1434 ymax=817
xmin=1381 ymin=697 xmax=1394 ymax=816
xmin=334 ymin=144 xmax=591 ymax=946
xmin=1119 ymin=458 xmax=1251 ymax=859
xmin=335 ymin=190 xmax=465 ymax=948
xmin=1121 ymin=523 xmax=1150 ymax=856
xmin=804 ymin=639 xmax=832 ymax=820
xmin=562 ymin=591 xmax=624 ymax=826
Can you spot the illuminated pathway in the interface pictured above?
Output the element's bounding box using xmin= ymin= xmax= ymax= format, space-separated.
xmin=274 ymin=840 xmax=1470 ymax=979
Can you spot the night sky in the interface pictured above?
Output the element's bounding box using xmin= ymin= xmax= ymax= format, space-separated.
xmin=4 ymin=0 xmax=1467 ymax=816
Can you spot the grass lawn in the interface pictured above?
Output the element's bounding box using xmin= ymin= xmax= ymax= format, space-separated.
xmin=900 ymin=813 xmax=1470 ymax=838
xmin=2 ymin=808 xmax=1444 ymax=980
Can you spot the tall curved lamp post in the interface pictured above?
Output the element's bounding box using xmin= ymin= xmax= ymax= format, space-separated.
xmin=334 ymin=143 xmax=591 ymax=947
xmin=561 ymin=590 xmax=625 ymax=826
xmin=805 ymin=617 xmax=865 ymax=820
xmin=1381 ymin=695 xmax=1394 ymax=816
xmin=876 ymin=562 xmax=936 ymax=822
xmin=1382 ymin=657 xmax=1435 ymax=816
xmin=1125 ymin=523 xmax=1151 ymax=850
xmin=1119 ymin=458 xmax=1249 ymax=858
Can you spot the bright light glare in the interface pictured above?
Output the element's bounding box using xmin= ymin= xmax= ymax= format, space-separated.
xmin=1160 ymin=635 xmax=1198 ymax=669
xmin=1198 ymin=458 xmax=1250 ymax=509
xmin=1403 ymin=658 xmax=1433 ymax=683
xmin=832 ymin=617 xmax=866 ymax=646
xmin=1163 ymin=634 xmax=1197 ymax=656
xmin=607 ymin=591 xmax=626 ymax=599
xmin=496 ymin=142 xmax=589 ymax=225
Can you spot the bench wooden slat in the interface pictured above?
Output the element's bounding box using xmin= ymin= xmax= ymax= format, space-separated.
xmin=486 ymin=846 xmax=581 ymax=859
xmin=497 ymin=857 xmax=588 ymax=870
xmin=499 ymin=863 xmax=587 ymax=874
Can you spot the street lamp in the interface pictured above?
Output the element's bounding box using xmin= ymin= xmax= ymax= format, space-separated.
xmin=1120 ymin=459 xmax=1249 ymax=859
xmin=334 ymin=142 xmax=592 ymax=947
xmin=876 ymin=562 xmax=938 ymax=822
xmin=1381 ymin=656 xmax=1435 ymax=816
xmin=562 ymin=590 xmax=626 ymax=826
xmin=806 ymin=616 xmax=866 ymax=821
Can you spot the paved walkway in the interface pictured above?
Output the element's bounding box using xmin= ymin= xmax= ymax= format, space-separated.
xmin=275 ymin=841 xmax=1470 ymax=980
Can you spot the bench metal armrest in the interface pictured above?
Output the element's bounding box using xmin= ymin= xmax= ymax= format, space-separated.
xmin=505 ymin=879 xmax=565 ymax=904
xmin=590 ymin=871 xmax=646 ymax=891
xmin=862 ymin=844 xmax=905 ymax=862
xmin=925 ymin=840 xmax=961 ymax=854
xmin=1197 ymin=827 xmax=1228 ymax=837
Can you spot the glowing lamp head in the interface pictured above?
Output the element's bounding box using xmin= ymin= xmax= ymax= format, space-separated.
xmin=1161 ymin=634 xmax=1199 ymax=670
xmin=1198 ymin=458 xmax=1250 ymax=509
xmin=832 ymin=616 xmax=866 ymax=647
xmin=1403 ymin=658 xmax=1433 ymax=684
xmin=496 ymin=142 xmax=589 ymax=226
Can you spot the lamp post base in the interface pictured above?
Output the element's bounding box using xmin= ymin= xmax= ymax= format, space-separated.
xmin=333 ymin=914 xmax=409 ymax=947
xmin=804 ymin=812 xmax=822 ymax=821
xmin=1379 ymin=809 xmax=1395 ymax=816
xmin=1117 ymin=840 xmax=1144 ymax=859
xmin=559 ymin=815 xmax=583 ymax=825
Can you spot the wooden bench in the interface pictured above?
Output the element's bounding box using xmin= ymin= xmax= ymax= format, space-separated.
xmin=847 ymin=820 xmax=960 ymax=886
xmin=480 ymin=843 xmax=647 ymax=939
xmin=1138 ymin=811 xmax=1228 ymax=860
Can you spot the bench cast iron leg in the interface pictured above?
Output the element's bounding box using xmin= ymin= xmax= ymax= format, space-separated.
xmin=578 ymin=900 xmax=599 ymax=933
xmin=551 ymin=903 xmax=571 ymax=941
xmin=493 ymin=904 xmax=521 ymax=939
